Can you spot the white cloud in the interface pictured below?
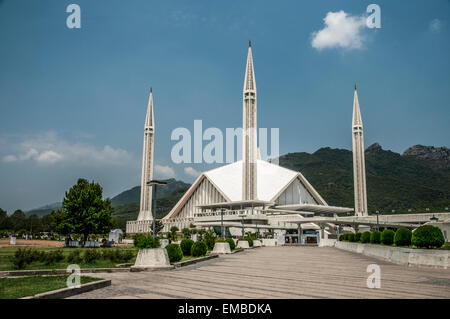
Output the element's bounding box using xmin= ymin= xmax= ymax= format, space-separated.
xmin=2 ymin=155 xmax=18 ymax=163
xmin=184 ymin=166 xmax=201 ymax=178
xmin=311 ymin=11 xmax=367 ymax=50
xmin=429 ymin=19 xmax=442 ymax=33
xmin=35 ymin=150 xmax=63 ymax=164
xmin=1 ymin=132 xmax=135 ymax=167
xmin=154 ymin=165 xmax=176 ymax=179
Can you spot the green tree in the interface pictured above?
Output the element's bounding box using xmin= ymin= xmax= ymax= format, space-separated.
xmin=168 ymin=226 xmax=179 ymax=241
xmin=50 ymin=209 xmax=72 ymax=235
xmin=181 ymin=227 xmax=191 ymax=238
xmin=0 ymin=208 xmax=11 ymax=230
xmin=10 ymin=210 xmax=26 ymax=232
xmin=62 ymin=178 xmax=114 ymax=243
xmin=27 ymin=214 xmax=42 ymax=234
xmin=40 ymin=214 xmax=53 ymax=233
xmin=154 ymin=220 xmax=164 ymax=235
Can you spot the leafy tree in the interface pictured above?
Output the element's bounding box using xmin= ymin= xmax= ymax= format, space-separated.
xmin=50 ymin=209 xmax=72 ymax=235
xmin=0 ymin=208 xmax=11 ymax=230
xmin=40 ymin=214 xmax=53 ymax=233
xmin=169 ymin=226 xmax=179 ymax=241
xmin=10 ymin=210 xmax=26 ymax=232
xmin=28 ymin=214 xmax=42 ymax=234
xmin=181 ymin=228 xmax=191 ymax=238
xmin=62 ymin=178 xmax=114 ymax=243
xmin=154 ymin=220 xmax=164 ymax=235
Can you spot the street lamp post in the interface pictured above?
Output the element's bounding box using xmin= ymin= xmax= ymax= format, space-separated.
xmin=147 ymin=180 xmax=168 ymax=238
xmin=220 ymin=208 xmax=225 ymax=239
xmin=375 ymin=211 xmax=380 ymax=231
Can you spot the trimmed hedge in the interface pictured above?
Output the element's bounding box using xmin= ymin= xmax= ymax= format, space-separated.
xmin=165 ymin=244 xmax=183 ymax=263
xmin=133 ymin=234 xmax=161 ymax=249
xmin=381 ymin=229 xmax=395 ymax=245
xmin=355 ymin=233 xmax=362 ymax=242
xmin=83 ymin=249 xmax=101 ymax=264
xmin=394 ymin=228 xmax=412 ymax=246
xmin=67 ymin=249 xmax=82 ymax=263
xmin=101 ymin=249 xmax=134 ymax=263
xmin=180 ymin=238 xmax=194 ymax=256
xmin=191 ymin=241 xmax=208 ymax=257
xmin=412 ymin=225 xmax=445 ymax=249
xmin=348 ymin=234 xmax=356 ymax=242
xmin=370 ymin=231 xmax=381 ymax=244
xmin=225 ymin=238 xmax=235 ymax=251
xmin=360 ymin=232 xmax=371 ymax=243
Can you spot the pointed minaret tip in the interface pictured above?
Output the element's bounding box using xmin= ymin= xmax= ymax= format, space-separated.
xmin=249 ymin=40 xmax=251 ymax=47
xmin=150 ymin=87 xmax=152 ymax=93
xmin=354 ymin=84 xmax=357 ymax=91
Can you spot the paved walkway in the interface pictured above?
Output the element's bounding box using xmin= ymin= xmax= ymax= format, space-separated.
xmin=70 ymin=246 xmax=450 ymax=299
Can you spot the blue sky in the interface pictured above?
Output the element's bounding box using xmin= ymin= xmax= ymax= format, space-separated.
xmin=0 ymin=0 xmax=449 ymax=213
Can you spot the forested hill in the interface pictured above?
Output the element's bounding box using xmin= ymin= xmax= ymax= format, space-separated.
xmin=278 ymin=143 xmax=450 ymax=213
xmin=110 ymin=178 xmax=191 ymax=206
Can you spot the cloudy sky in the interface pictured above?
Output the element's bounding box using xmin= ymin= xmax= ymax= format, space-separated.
xmin=0 ymin=0 xmax=449 ymax=213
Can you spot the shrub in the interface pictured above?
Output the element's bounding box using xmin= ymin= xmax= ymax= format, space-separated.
xmin=122 ymin=249 xmax=134 ymax=262
xmin=181 ymin=228 xmax=191 ymax=239
xmin=225 ymin=238 xmax=235 ymax=251
xmin=101 ymin=248 xmax=134 ymax=263
xmin=339 ymin=234 xmax=347 ymax=241
xmin=360 ymin=232 xmax=371 ymax=243
xmin=348 ymin=234 xmax=356 ymax=242
xmin=10 ymin=248 xmax=30 ymax=269
xmin=381 ymin=229 xmax=395 ymax=245
xmin=202 ymin=231 xmax=216 ymax=250
xmin=67 ymin=249 xmax=82 ymax=263
xmin=165 ymin=244 xmax=183 ymax=263
xmin=355 ymin=233 xmax=362 ymax=242
xmin=191 ymin=241 xmax=207 ymax=257
xmin=394 ymin=228 xmax=412 ymax=246
xmin=370 ymin=231 xmax=381 ymax=244
xmin=412 ymin=225 xmax=445 ymax=249
xmin=39 ymin=249 xmax=64 ymax=265
xmin=180 ymin=239 xmax=194 ymax=256
xmin=83 ymin=249 xmax=101 ymax=263
xmin=133 ymin=234 xmax=161 ymax=249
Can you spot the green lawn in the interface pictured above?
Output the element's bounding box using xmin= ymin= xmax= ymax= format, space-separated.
xmin=0 ymin=275 xmax=101 ymax=299
xmin=0 ymin=246 xmax=138 ymax=271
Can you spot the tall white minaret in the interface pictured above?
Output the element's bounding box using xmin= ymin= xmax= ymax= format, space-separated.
xmin=138 ymin=88 xmax=155 ymax=221
xmin=352 ymin=85 xmax=368 ymax=216
xmin=242 ymin=41 xmax=258 ymax=201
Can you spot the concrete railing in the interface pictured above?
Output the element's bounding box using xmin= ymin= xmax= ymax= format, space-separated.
xmin=334 ymin=241 xmax=450 ymax=269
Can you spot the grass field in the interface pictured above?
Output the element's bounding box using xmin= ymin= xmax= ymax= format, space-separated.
xmin=0 ymin=246 xmax=139 ymax=271
xmin=0 ymin=275 xmax=101 ymax=299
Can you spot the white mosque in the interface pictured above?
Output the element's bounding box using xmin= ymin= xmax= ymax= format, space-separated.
xmin=126 ymin=42 xmax=376 ymax=243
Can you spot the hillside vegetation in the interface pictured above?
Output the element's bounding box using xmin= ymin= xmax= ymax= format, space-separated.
xmin=278 ymin=143 xmax=449 ymax=213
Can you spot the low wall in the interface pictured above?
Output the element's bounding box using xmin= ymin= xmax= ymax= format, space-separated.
xmin=318 ymin=239 xmax=337 ymax=247
xmin=335 ymin=241 xmax=450 ymax=269
xmin=262 ymin=239 xmax=278 ymax=247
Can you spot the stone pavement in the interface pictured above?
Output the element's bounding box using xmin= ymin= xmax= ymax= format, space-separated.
xmin=69 ymin=246 xmax=450 ymax=299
